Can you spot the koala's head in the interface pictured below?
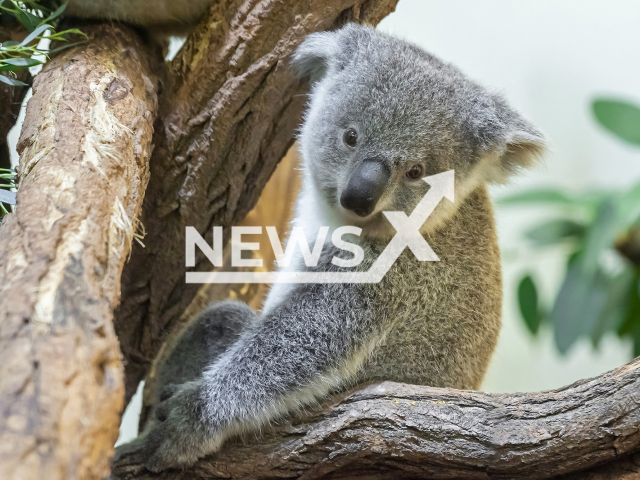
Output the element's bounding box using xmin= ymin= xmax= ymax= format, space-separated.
xmin=292 ymin=24 xmax=545 ymax=238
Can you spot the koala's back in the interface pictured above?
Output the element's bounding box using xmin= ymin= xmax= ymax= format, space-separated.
xmin=361 ymin=186 xmax=502 ymax=390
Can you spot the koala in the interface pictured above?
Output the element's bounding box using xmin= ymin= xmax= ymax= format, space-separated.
xmin=118 ymin=23 xmax=545 ymax=471
xmin=65 ymin=0 xmax=215 ymax=29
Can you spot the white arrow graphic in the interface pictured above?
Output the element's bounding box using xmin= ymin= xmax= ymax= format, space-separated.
xmin=186 ymin=170 xmax=455 ymax=284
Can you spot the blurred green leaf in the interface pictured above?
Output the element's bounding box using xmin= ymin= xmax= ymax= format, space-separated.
xmin=20 ymin=24 xmax=52 ymax=46
xmin=1 ymin=57 xmax=43 ymax=67
xmin=0 ymin=74 xmax=28 ymax=86
xmin=618 ymin=274 xmax=640 ymax=337
xmin=552 ymin=265 xmax=609 ymax=353
xmin=591 ymin=269 xmax=635 ymax=346
xmin=525 ymin=219 xmax=586 ymax=246
xmin=12 ymin=8 xmax=42 ymax=33
xmin=0 ymin=3 xmax=83 ymax=86
xmin=551 ymin=186 xmax=640 ymax=352
xmin=518 ymin=275 xmax=542 ymax=334
xmin=550 ymin=199 xmax=622 ymax=352
xmin=616 ymin=181 xmax=640 ymax=230
xmin=498 ymin=189 xmax=574 ymax=206
xmin=43 ymin=3 xmax=66 ymax=24
xmin=617 ymin=275 xmax=640 ymax=357
xmin=592 ymin=99 xmax=640 ymax=147
xmin=580 ymin=198 xmax=619 ymax=274
xmin=47 ymin=41 xmax=82 ymax=54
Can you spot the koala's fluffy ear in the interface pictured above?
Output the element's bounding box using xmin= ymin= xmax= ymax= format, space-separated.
xmin=291 ymin=31 xmax=340 ymax=82
xmin=474 ymin=96 xmax=547 ymax=184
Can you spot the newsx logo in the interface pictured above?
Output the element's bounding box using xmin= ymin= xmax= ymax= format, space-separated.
xmin=186 ymin=171 xmax=454 ymax=284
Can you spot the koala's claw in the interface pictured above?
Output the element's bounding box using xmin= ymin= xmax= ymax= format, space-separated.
xmin=118 ymin=381 xmax=217 ymax=473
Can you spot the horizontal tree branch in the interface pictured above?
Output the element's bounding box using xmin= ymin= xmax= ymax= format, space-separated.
xmin=112 ymin=357 xmax=640 ymax=480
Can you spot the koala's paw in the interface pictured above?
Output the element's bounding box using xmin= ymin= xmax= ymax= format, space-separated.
xmin=116 ymin=381 xmax=219 ymax=472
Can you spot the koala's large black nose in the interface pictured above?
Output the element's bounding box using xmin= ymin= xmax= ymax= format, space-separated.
xmin=340 ymin=159 xmax=390 ymax=217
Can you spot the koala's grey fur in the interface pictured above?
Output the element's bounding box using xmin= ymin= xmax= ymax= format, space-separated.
xmin=119 ymin=23 xmax=545 ymax=471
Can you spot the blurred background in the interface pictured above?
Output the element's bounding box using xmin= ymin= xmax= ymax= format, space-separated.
xmin=6 ymin=0 xmax=640 ymax=442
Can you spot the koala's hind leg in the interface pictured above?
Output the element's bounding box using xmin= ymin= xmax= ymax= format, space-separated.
xmin=143 ymin=301 xmax=257 ymax=428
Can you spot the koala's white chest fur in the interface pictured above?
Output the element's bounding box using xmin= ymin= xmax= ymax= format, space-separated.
xmin=261 ymin=176 xmax=344 ymax=316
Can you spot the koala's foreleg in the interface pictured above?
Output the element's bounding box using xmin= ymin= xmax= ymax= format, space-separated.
xmin=135 ymin=283 xmax=380 ymax=472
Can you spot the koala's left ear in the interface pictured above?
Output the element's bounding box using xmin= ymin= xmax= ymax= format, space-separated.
xmin=291 ymin=31 xmax=340 ymax=82
xmin=475 ymin=96 xmax=547 ymax=184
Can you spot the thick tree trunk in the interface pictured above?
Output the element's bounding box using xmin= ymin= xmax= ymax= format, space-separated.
xmin=112 ymin=357 xmax=640 ymax=480
xmin=113 ymin=0 xmax=401 ymax=404
xmin=0 ymin=24 xmax=160 ymax=480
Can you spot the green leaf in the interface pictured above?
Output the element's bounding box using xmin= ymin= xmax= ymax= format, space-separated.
xmin=525 ymin=219 xmax=586 ymax=246
xmin=1 ymin=57 xmax=43 ymax=67
xmin=591 ymin=268 xmax=635 ymax=345
xmin=0 ymin=74 xmax=28 ymax=86
xmin=13 ymin=8 xmax=43 ymax=33
xmin=552 ymin=265 xmax=609 ymax=353
xmin=616 ymin=181 xmax=640 ymax=230
xmin=550 ymin=184 xmax=640 ymax=353
xmin=42 ymin=2 xmax=66 ymax=25
xmin=20 ymin=24 xmax=52 ymax=47
xmin=47 ymin=41 xmax=82 ymax=54
xmin=618 ymin=274 xmax=640 ymax=336
xmin=620 ymin=276 xmax=640 ymax=357
xmin=0 ymin=40 xmax=20 ymax=47
xmin=518 ymin=275 xmax=542 ymax=335
xmin=498 ymin=189 xmax=574 ymax=206
xmin=580 ymin=198 xmax=619 ymax=274
xmin=592 ymin=98 xmax=640 ymax=147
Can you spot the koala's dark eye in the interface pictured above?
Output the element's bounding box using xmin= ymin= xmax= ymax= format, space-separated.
xmin=406 ymin=165 xmax=424 ymax=181
xmin=343 ymin=128 xmax=358 ymax=148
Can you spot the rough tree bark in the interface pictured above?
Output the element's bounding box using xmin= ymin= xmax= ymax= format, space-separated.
xmin=0 ymin=24 xmax=160 ymax=480
xmin=113 ymin=0 xmax=401 ymax=404
xmin=112 ymin=357 xmax=640 ymax=480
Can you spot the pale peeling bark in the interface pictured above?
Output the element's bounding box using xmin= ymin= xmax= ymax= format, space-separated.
xmin=0 ymin=24 xmax=160 ymax=480
xmin=114 ymin=0 xmax=401 ymax=403
xmin=112 ymin=357 xmax=640 ymax=480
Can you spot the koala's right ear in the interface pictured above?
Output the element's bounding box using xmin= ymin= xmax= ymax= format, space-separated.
xmin=470 ymin=95 xmax=547 ymax=184
xmin=291 ymin=31 xmax=340 ymax=82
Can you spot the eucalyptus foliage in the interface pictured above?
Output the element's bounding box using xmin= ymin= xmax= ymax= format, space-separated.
xmin=0 ymin=167 xmax=15 ymax=215
xmin=504 ymin=98 xmax=640 ymax=356
xmin=0 ymin=0 xmax=83 ymax=86
xmin=1 ymin=1 xmax=83 ymax=216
